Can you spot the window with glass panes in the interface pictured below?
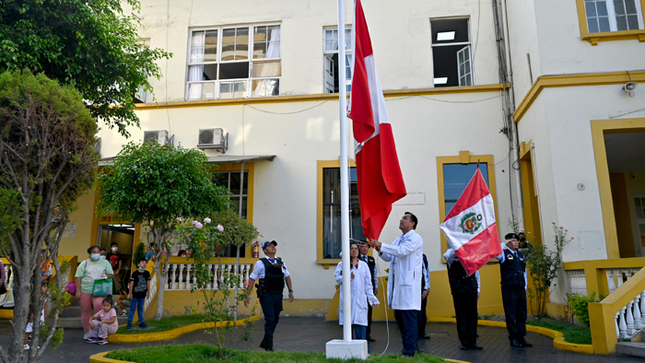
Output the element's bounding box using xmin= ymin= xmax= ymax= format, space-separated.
xmin=213 ymin=170 xmax=249 ymax=257
xmin=430 ymin=18 xmax=473 ymax=87
xmin=323 ymin=27 xmax=353 ymax=93
xmin=187 ymin=25 xmax=281 ymax=100
xmin=443 ymin=163 xmax=489 ymax=215
xmin=584 ymin=0 xmax=644 ymax=33
xmin=322 ymin=167 xmax=365 ymax=259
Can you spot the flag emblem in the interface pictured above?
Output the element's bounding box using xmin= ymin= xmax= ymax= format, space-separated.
xmin=460 ymin=212 xmax=483 ymax=234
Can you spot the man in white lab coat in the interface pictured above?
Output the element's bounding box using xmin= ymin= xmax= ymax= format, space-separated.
xmin=371 ymin=212 xmax=424 ymax=357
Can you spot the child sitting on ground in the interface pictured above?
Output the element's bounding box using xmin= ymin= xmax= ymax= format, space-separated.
xmin=24 ymin=283 xmax=48 ymax=351
xmin=127 ymin=258 xmax=151 ymax=330
xmin=116 ymin=288 xmax=131 ymax=316
xmin=87 ymin=295 xmax=118 ymax=345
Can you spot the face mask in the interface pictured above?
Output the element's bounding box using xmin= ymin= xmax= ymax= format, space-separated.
xmin=100 ymin=255 xmax=106 ymax=260
xmin=111 ymin=247 xmax=118 ymax=252
xmin=91 ymin=254 xmax=100 ymax=261
xmin=138 ymin=266 xmax=145 ymax=271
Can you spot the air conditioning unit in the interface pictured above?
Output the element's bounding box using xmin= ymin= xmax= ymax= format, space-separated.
xmin=143 ymin=130 xmax=174 ymax=145
xmin=197 ymin=128 xmax=228 ymax=152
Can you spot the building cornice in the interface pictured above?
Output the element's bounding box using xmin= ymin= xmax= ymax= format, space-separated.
xmin=513 ymin=70 xmax=645 ymax=123
xmin=134 ymin=83 xmax=509 ymax=111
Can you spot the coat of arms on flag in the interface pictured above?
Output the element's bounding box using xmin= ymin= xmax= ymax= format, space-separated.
xmin=440 ymin=167 xmax=502 ymax=276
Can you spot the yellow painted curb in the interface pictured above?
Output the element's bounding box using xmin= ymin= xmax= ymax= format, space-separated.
xmin=0 ymin=310 xmax=13 ymax=319
xmin=89 ymin=351 xmax=122 ymax=363
xmin=429 ymin=317 xmax=594 ymax=355
xmin=107 ymin=315 xmax=260 ymax=343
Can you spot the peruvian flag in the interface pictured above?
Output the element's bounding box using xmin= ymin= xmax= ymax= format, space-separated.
xmin=440 ymin=168 xmax=502 ymax=276
xmin=348 ymin=0 xmax=406 ymax=240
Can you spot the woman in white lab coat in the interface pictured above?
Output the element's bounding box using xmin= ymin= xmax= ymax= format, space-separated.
xmin=334 ymin=242 xmax=380 ymax=340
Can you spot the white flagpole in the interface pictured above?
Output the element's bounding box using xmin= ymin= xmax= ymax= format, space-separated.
xmin=337 ymin=0 xmax=352 ymax=344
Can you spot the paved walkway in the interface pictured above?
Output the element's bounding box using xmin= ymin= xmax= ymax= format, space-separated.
xmin=1 ymin=317 xmax=642 ymax=362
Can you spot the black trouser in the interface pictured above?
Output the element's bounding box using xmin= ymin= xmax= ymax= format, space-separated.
xmin=259 ymin=293 xmax=283 ymax=348
xmin=452 ymin=291 xmax=478 ymax=347
xmin=366 ymin=303 xmax=373 ymax=337
xmin=394 ymin=309 xmax=418 ymax=356
xmin=417 ymin=295 xmax=428 ymax=337
xmin=502 ymin=287 xmax=527 ymax=341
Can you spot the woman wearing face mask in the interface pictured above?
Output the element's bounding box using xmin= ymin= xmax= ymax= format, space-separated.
xmin=75 ymin=245 xmax=114 ymax=341
xmin=106 ymin=243 xmax=123 ymax=295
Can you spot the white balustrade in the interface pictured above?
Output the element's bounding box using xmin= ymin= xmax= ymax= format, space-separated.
xmin=615 ymin=312 xmax=620 ymax=338
xmin=568 ymin=270 xmax=587 ymax=296
xmin=143 ymin=273 xmax=158 ymax=311
xmin=607 ymin=270 xmax=617 ymax=294
xmin=164 ymin=262 xmax=253 ymax=291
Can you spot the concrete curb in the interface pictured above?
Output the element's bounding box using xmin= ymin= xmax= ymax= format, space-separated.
xmin=107 ymin=315 xmax=261 ymax=343
xmin=428 ymin=317 xmax=594 ymax=355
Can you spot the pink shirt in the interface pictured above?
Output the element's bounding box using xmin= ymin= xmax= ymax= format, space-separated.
xmin=93 ymin=308 xmax=118 ymax=330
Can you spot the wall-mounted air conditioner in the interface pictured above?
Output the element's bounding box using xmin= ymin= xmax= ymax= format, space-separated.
xmin=143 ymin=130 xmax=174 ymax=145
xmin=197 ymin=128 xmax=228 ymax=152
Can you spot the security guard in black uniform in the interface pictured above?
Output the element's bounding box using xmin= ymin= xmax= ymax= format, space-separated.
xmin=444 ymin=248 xmax=482 ymax=350
xmin=245 ymin=241 xmax=294 ymax=351
xmin=358 ymin=241 xmax=378 ymax=342
xmin=496 ymin=233 xmax=532 ymax=348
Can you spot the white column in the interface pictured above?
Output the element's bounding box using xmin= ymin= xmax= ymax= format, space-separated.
xmin=607 ymin=270 xmax=616 ymax=294
xmin=615 ymin=312 xmax=620 ymax=339
xmin=167 ymin=264 xmax=176 ymax=290
xmin=633 ymin=295 xmax=642 ymax=330
xmin=177 ymin=263 xmax=185 ymax=290
xmin=619 ymin=306 xmax=628 ymax=339
xmin=626 ymin=301 xmax=635 ymax=335
xmin=185 ymin=264 xmax=192 ymax=290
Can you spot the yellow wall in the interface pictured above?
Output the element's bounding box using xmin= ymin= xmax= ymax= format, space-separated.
xmin=609 ymin=173 xmax=636 ymax=258
xmin=59 ymin=189 xmax=97 ymax=258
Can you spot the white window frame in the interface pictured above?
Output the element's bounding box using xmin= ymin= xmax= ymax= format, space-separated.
xmin=585 ymin=0 xmax=644 ymax=33
xmin=323 ymin=26 xmax=353 ymax=94
xmin=430 ymin=18 xmax=474 ymax=88
xmin=456 ymin=45 xmax=472 ymax=87
xmin=185 ymin=24 xmax=281 ymax=100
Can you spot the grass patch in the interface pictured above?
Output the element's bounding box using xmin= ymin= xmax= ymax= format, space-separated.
xmin=106 ymin=344 xmax=449 ymax=362
xmin=526 ymin=320 xmax=592 ymax=345
xmin=116 ymin=314 xmax=211 ymax=334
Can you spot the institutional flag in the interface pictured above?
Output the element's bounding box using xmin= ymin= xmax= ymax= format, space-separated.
xmin=440 ymin=168 xmax=502 ymax=276
xmin=349 ymin=0 xmax=406 ymax=240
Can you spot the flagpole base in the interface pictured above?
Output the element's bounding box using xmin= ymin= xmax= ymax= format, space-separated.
xmin=326 ymin=339 xmax=368 ymax=360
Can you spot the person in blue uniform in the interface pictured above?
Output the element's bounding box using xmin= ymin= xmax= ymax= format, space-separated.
xmin=444 ymin=248 xmax=482 ymax=350
xmin=245 ymin=240 xmax=294 ymax=351
xmin=496 ymin=233 xmax=532 ymax=348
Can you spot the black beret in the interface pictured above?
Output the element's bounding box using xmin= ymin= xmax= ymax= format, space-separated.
xmin=505 ymin=233 xmax=519 ymax=240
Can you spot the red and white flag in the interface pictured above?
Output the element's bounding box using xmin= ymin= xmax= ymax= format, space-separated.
xmin=440 ymin=168 xmax=502 ymax=276
xmin=349 ymin=0 xmax=406 ymax=240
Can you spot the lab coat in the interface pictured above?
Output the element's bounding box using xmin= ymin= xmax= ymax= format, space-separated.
xmin=379 ymin=229 xmax=424 ymax=310
xmin=335 ymin=260 xmax=379 ymax=326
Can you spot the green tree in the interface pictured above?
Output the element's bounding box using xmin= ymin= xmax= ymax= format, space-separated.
xmin=98 ymin=142 xmax=229 ymax=320
xmin=0 ymin=70 xmax=98 ymax=363
xmin=524 ymin=223 xmax=573 ymax=320
xmin=0 ymin=0 xmax=171 ymax=136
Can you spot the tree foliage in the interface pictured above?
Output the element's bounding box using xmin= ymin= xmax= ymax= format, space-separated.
xmin=98 ymin=142 xmax=230 ymax=319
xmin=0 ymin=0 xmax=172 ymax=136
xmin=524 ymin=223 xmax=573 ymax=320
xmin=0 ymin=69 xmax=98 ymax=363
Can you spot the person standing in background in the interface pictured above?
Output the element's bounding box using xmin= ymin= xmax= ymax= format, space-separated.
xmin=358 ymin=241 xmax=378 ymax=342
xmin=417 ymin=253 xmax=430 ymax=340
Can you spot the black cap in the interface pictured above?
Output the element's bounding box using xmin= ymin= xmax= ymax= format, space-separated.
xmin=261 ymin=240 xmax=278 ymax=250
xmin=505 ymin=233 xmax=519 ymax=241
